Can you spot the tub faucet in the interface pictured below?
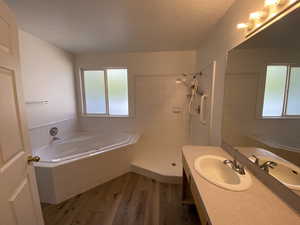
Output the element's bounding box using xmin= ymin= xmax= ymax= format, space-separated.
xmin=260 ymin=161 xmax=277 ymax=173
xmin=224 ymin=159 xmax=246 ymax=175
xmin=49 ymin=127 xmax=60 ymax=142
xmin=52 ymin=136 xmax=61 ymax=141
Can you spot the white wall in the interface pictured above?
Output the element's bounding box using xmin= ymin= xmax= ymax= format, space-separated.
xmin=196 ymin=0 xmax=265 ymax=145
xmin=190 ymin=62 xmax=215 ymax=146
xmin=19 ymin=30 xmax=77 ymax=129
xmin=75 ymin=51 xmax=196 ymax=176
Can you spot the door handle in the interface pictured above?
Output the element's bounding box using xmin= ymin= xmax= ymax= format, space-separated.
xmin=27 ymin=155 xmax=40 ymax=163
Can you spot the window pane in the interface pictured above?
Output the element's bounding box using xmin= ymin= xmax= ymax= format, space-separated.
xmin=287 ymin=67 xmax=300 ymax=115
xmin=262 ymin=65 xmax=287 ymax=117
xmin=107 ymin=69 xmax=129 ymax=116
xmin=83 ymin=70 xmax=106 ymax=114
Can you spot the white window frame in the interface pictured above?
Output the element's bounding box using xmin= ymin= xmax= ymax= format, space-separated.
xmin=79 ymin=67 xmax=131 ymax=118
xmin=257 ymin=63 xmax=300 ymax=119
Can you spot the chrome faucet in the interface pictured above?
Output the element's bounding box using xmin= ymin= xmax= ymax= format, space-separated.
xmin=250 ymin=155 xmax=277 ymax=173
xmin=52 ymin=136 xmax=61 ymax=142
xmin=49 ymin=127 xmax=60 ymax=142
xmin=224 ymin=159 xmax=246 ymax=175
xmin=260 ymin=161 xmax=277 ymax=173
xmin=250 ymin=155 xmax=259 ymax=165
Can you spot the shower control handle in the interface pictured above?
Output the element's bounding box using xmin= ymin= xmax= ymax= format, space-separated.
xmin=27 ymin=155 xmax=40 ymax=164
xmin=200 ymin=95 xmax=208 ymax=125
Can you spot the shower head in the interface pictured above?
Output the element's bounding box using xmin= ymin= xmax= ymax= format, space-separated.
xmin=176 ymin=75 xmax=188 ymax=84
xmin=175 ymin=73 xmax=190 ymax=84
xmin=176 ymin=78 xmax=183 ymax=84
xmin=176 ymin=72 xmax=202 ymax=85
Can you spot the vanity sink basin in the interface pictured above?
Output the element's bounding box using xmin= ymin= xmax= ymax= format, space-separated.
xmin=252 ymin=157 xmax=300 ymax=191
xmin=194 ymin=155 xmax=252 ymax=191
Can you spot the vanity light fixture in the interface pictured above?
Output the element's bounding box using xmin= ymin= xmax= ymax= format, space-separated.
xmin=237 ymin=23 xmax=248 ymax=29
xmin=264 ymin=0 xmax=287 ymax=6
xmin=249 ymin=11 xmax=267 ymax=20
xmin=237 ymin=22 xmax=254 ymax=31
xmin=265 ymin=0 xmax=279 ymax=6
xmin=237 ymin=0 xmax=299 ymax=34
xmin=249 ymin=12 xmax=259 ymax=20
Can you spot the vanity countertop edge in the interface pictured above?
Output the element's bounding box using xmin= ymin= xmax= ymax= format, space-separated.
xmin=182 ymin=145 xmax=300 ymax=225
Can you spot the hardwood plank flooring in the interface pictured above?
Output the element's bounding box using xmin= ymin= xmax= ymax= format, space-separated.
xmin=42 ymin=173 xmax=200 ymax=225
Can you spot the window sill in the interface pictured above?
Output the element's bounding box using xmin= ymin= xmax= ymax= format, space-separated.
xmin=80 ymin=114 xmax=131 ymax=118
xmin=259 ymin=116 xmax=300 ymax=120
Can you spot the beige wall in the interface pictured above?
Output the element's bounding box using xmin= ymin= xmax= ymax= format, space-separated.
xmin=75 ymin=51 xmax=196 ymax=176
xmin=19 ymin=30 xmax=77 ymax=129
xmin=196 ymin=0 xmax=265 ymax=145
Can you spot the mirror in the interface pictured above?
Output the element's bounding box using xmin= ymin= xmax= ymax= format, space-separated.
xmin=222 ymin=8 xmax=300 ymax=193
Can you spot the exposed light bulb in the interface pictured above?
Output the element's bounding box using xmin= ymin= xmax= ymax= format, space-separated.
xmin=265 ymin=0 xmax=289 ymax=6
xmin=249 ymin=11 xmax=266 ymax=20
xmin=255 ymin=23 xmax=262 ymax=28
xmin=237 ymin=23 xmax=248 ymax=29
xmin=238 ymin=0 xmax=295 ymax=34
xmin=265 ymin=0 xmax=280 ymax=6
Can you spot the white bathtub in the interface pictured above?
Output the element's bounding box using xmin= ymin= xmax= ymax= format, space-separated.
xmin=34 ymin=132 xmax=139 ymax=204
xmin=34 ymin=132 xmax=139 ymax=164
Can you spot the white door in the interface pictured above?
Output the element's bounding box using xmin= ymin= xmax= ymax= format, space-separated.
xmin=0 ymin=1 xmax=44 ymax=225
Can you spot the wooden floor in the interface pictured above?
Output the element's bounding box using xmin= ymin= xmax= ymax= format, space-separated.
xmin=42 ymin=173 xmax=200 ymax=225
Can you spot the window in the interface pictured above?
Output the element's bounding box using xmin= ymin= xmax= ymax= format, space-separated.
xmin=81 ymin=68 xmax=129 ymax=116
xmin=262 ymin=64 xmax=300 ymax=118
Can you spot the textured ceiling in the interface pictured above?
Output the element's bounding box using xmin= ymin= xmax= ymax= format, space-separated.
xmin=5 ymin=0 xmax=235 ymax=53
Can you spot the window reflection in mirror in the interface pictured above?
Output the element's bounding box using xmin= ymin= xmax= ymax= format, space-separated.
xmin=222 ymin=8 xmax=300 ymax=193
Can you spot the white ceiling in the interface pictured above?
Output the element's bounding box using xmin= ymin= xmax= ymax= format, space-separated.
xmin=5 ymin=0 xmax=235 ymax=53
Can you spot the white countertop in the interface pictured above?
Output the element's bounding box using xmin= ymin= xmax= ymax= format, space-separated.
xmin=182 ymin=146 xmax=300 ymax=225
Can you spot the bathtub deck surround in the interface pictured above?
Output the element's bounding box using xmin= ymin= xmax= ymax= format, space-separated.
xmin=42 ymin=173 xmax=200 ymax=225
xmin=34 ymin=132 xmax=139 ymax=163
xmin=182 ymin=146 xmax=300 ymax=225
xmin=34 ymin=133 xmax=139 ymax=204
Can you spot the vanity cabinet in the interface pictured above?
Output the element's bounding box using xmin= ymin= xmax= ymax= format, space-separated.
xmin=182 ymin=157 xmax=212 ymax=225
